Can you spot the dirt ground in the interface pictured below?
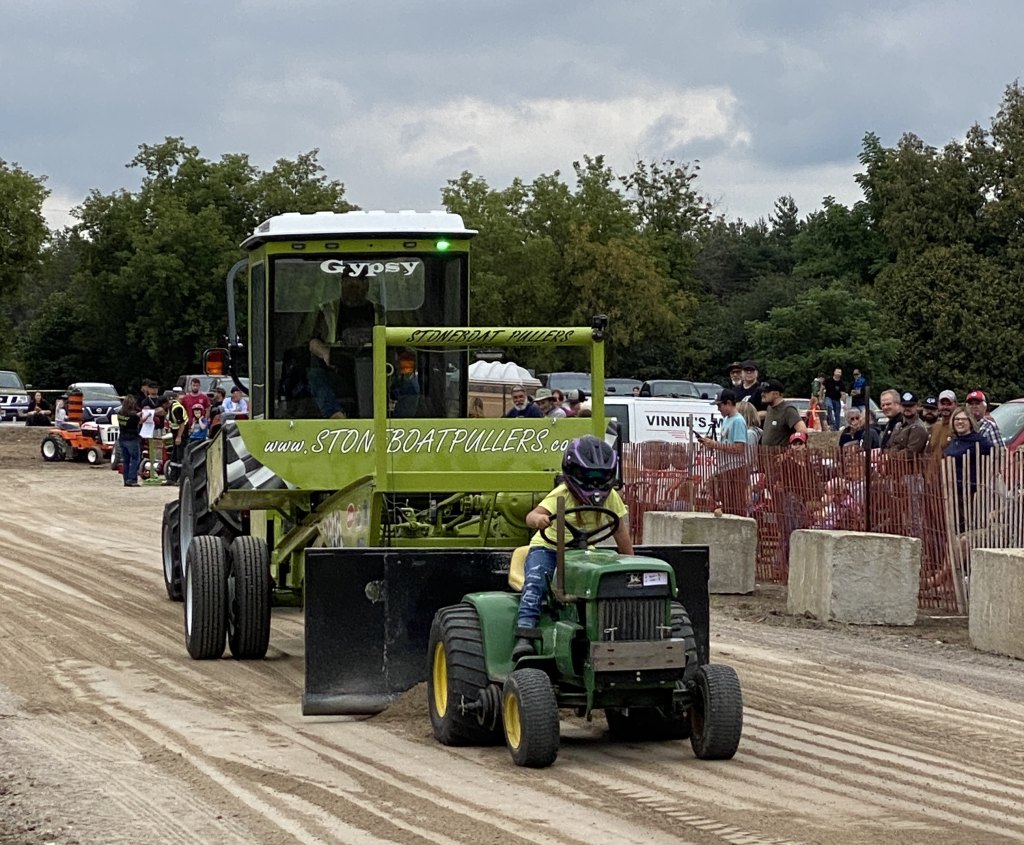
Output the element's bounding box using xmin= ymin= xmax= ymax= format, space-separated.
xmin=1 ymin=424 xmax=1023 ymax=845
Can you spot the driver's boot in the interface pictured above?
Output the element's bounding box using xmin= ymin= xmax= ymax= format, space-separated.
xmin=512 ymin=627 xmax=541 ymax=660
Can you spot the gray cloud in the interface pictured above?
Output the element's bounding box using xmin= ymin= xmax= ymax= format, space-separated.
xmin=2 ymin=1 xmax=1023 ymax=229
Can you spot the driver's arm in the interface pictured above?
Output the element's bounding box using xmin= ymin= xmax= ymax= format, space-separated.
xmin=613 ymin=518 xmax=634 ymax=556
xmin=525 ymin=505 xmax=553 ymax=531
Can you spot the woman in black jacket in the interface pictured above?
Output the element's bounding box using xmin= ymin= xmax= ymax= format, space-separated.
xmin=943 ymin=407 xmax=991 ymax=531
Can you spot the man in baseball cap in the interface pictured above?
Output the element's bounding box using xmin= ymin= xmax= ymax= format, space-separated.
xmin=728 ymin=361 xmax=743 ymax=388
xmin=736 ymin=360 xmax=763 ymax=411
xmin=761 ymin=378 xmax=807 ymax=447
xmin=921 ymin=395 xmax=939 ymax=426
xmin=966 ymin=390 xmax=1004 ymax=450
xmin=887 ymin=391 xmax=928 ymax=456
xmin=927 ymin=390 xmax=958 ymax=461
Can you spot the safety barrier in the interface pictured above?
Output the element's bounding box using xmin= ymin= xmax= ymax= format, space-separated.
xmin=621 ymin=441 xmax=1023 ymax=614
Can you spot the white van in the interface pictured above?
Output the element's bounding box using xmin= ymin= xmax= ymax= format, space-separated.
xmin=600 ymin=396 xmax=721 ymax=444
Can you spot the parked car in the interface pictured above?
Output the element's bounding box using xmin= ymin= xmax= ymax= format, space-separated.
xmin=0 ymin=370 xmax=30 ymax=422
xmin=692 ymin=381 xmax=724 ymax=401
xmin=541 ymin=372 xmax=591 ymax=395
xmin=638 ymin=379 xmax=701 ymax=399
xmin=605 ymin=377 xmax=642 ymax=396
xmin=991 ymin=398 xmax=1024 ymax=451
xmin=67 ymin=382 xmax=122 ymax=424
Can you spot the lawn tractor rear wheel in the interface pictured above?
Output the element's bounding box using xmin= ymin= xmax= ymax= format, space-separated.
xmin=227 ymin=536 xmax=272 ymax=659
xmin=184 ymin=536 xmax=228 ymax=660
xmin=427 ymin=604 xmax=503 ymax=746
xmin=605 ymin=602 xmax=698 ymax=741
xmin=41 ymin=436 xmax=65 ymax=462
xmin=161 ymin=501 xmax=183 ymax=601
xmin=502 ymin=668 xmax=560 ymax=768
xmin=110 ymin=440 xmax=121 ymax=471
xmin=689 ymin=664 xmax=743 ymax=760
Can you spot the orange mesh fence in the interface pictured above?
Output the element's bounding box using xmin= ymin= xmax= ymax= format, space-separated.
xmin=621 ymin=441 xmax=1019 ymax=613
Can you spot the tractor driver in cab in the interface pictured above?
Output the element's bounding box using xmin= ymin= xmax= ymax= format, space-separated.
xmin=513 ymin=435 xmax=634 ymax=660
xmin=308 ymin=271 xmax=377 ymax=419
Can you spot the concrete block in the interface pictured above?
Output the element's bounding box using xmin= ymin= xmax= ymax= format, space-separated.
xmin=787 ymin=530 xmax=921 ymax=625
xmin=970 ymin=549 xmax=1024 ymax=659
xmin=643 ymin=511 xmax=756 ymax=594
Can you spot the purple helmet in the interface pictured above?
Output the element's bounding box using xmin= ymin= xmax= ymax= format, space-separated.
xmin=562 ymin=435 xmax=618 ymax=505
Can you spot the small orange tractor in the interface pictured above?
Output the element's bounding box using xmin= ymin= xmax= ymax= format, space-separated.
xmin=39 ymin=389 xmax=117 ymax=466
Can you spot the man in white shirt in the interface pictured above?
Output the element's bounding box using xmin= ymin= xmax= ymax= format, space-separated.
xmin=222 ymin=385 xmax=249 ymax=416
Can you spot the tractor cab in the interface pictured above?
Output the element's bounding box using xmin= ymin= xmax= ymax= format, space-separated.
xmin=235 ymin=211 xmax=473 ymax=422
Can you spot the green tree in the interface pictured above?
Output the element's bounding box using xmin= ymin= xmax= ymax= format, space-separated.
xmin=746 ymin=283 xmax=898 ymax=395
xmin=41 ymin=138 xmax=351 ymax=390
xmin=0 ymin=159 xmax=49 ymax=365
xmin=873 ymin=244 xmax=1022 ymax=397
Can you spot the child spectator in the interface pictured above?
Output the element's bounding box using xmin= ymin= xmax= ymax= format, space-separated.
xmin=188 ymin=405 xmax=210 ymax=442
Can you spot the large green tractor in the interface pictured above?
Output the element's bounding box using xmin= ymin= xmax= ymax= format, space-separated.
xmin=427 ymin=500 xmax=743 ymax=767
xmin=160 ymin=210 xmax=717 ymax=718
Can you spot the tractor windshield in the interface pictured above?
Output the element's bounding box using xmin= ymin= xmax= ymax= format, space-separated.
xmin=269 ymin=253 xmax=467 ymax=420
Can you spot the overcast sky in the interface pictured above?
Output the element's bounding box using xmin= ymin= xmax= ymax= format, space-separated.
xmin=3 ymin=1 xmax=1023 ymax=232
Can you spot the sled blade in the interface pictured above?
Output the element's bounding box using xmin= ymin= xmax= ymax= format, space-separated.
xmin=302 ymin=548 xmax=510 ymax=715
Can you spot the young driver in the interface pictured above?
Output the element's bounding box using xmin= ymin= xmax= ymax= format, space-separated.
xmin=513 ymin=435 xmax=634 ymax=659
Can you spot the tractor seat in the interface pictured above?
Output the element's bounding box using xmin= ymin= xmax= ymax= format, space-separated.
xmin=508 ymin=545 xmax=530 ymax=591
xmin=57 ymin=420 xmax=81 ymax=432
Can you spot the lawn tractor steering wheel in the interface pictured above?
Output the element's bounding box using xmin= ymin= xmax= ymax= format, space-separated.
xmin=540 ymin=506 xmax=620 ymax=550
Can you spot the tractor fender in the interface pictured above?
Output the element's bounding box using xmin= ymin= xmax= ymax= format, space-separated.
xmin=463 ymin=592 xmax=519 ymax=682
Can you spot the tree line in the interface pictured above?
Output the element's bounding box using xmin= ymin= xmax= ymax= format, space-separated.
xmin=3 ymin=82 xmax=1024 ymax=401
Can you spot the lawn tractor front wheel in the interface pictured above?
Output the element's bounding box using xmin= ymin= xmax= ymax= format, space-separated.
xmin=427 ymin=604 xmax=502 ymax=747
xmin=85 ymin=446 xmax=103 ymax=466
xmin=689 ymin=664 xmax=743 ymax=760
xmin=184 ymin=536 xmax=228 ymax=660
xmin=41 ymin=436 xmax=65 ymax=462
xmin=502 ymin=668 xmax=560 ymax=768
xmin=161 ymin=501 xmax=183 ymax=601
xmin=227 ymin=536 xmax=272 ymax=660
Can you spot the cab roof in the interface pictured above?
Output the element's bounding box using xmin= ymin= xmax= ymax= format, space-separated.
xmin=241 ymin=210 xmax=477 ymax=249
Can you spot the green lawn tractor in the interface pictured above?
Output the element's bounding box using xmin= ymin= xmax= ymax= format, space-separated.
xmin=427 ymin=499 xmax=743 ymax=768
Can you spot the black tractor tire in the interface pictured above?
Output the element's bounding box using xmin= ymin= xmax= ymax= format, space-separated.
xmin=183 ymin=536 xmax=228 ymax=660
xmin=689 ymin=664 xmax=743 ymax=760
xmin=178 ymin=440 xmax=237 ymax=582
xmin=605 ymin=602 xmax=698 ymax=741
xmin=110 ymin=440 xmax=121 ymax=471
xmin=502 ymin=668 xmax=560 ymax=768
xmin=161 ymin=501 xmax=183 ymax=602
xmin=427 ymin=604 xmax=503 ymax=746
xmin=86 ymin=446 xmax=102 ymax=466
xmin=227 ymin=536 xmax=272 ymax=660
xmin=40 ymin=436 xmax=65 ymax=462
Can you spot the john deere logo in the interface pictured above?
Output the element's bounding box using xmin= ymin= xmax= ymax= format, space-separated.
xmin=626 ymin=574 xmax=643 ymax=588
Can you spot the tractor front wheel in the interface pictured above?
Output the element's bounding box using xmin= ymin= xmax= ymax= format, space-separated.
xmin=85 ymin=446 xmax=102 ymax=466
xmin=689 ymin=664 xmax=743 ymax=760
xmin=502 ymin=668 xmax=560 ymax=768
xmin=427 ymin=604 xmax=502 ymax=747
xmin=227 ymin=536 xmax=272 ymax=659
xmin=178 ymin=442 xmax=236 ymax=577
xmin=161 ymin=501 xmax=183 ymax=601
xmin=183 ymin=536 xmax=228 ymax=660
xmin=41 ymin=436 xmax=65 ymax=462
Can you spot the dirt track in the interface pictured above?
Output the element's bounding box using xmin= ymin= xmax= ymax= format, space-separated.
xmin=2 ymin=425 xmax=1023 ymax=845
